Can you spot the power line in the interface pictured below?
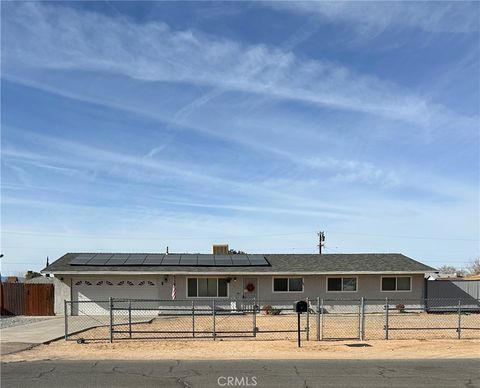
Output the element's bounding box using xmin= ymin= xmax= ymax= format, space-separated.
xmin=3 ymin=229 xmax=478 ymax=241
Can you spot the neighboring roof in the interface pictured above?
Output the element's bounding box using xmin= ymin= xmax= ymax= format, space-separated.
xmin=25 ymin=276 xmax=56 ymax=284
xmin=426 ymin=272 xmax=459 ymax=280
xmin=42 ymin=253 xmax=435 ymax=275
xmin=463 ymin=274 xmax=480 ymax=280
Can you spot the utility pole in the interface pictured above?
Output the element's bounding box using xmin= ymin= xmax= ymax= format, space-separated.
xmin=317 ymin=231 xmax=325 ymax=254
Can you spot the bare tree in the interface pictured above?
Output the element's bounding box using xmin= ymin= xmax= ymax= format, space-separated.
xmin=466 ymin=258 xmax=480 ymax=275
xmin=437 ymin=265 xmax=464 ymax=276
xmin=25 ymin=270 xmax=42 ymax=280
xmin=228 ymin=249 xmax=246 ymax=254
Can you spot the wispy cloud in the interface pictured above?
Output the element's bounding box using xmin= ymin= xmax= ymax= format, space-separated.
xmin=266 ymin=1 xmax=480 ymax=34
xmin=302 ymin=157 xmax=400 ymax=187
xmin=3 ymin=128 xmax=363 ymax=215
xmin=3 ymin=2 xmax=476 ymax=131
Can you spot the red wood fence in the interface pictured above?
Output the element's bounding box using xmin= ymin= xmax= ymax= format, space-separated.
xmin=0 ymin=283 xmax=54 ymax=316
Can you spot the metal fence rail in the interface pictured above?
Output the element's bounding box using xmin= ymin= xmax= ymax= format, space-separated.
xmin=64 ymin=297 xmax=480 ymax=342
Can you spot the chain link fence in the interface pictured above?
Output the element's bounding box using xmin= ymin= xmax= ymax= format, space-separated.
xmin=65 ymin=297 xmax=479 ymax=342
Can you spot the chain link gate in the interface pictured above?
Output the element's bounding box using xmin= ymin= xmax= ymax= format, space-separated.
xmin=317 ymin=298 xmax=363 ymax=340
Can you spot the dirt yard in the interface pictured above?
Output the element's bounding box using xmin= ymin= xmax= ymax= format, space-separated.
xmin=68 ymin=312 xmax=480 ymax=341
xmin=2 ymin=338 xmax=479 ymax=363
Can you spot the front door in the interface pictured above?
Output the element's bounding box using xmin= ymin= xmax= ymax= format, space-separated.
xmin=243 ymin=277 xmax=257 ymax=311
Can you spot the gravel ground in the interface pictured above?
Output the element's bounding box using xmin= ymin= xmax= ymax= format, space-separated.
xmin=0 ymin=316 xmax=54 ymax=329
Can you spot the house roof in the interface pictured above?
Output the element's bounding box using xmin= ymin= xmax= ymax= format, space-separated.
xmin=42 ymin=253 xmax=435 ymax=275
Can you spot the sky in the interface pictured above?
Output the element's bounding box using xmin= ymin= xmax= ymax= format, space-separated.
xmin=1 ymin=1 xmax=479 ymax=276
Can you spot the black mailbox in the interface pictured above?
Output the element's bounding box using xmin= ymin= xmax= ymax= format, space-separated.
xmin=293 ymin=300 xmax=308 ymax=313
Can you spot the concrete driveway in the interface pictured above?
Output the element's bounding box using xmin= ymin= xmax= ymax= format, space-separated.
xmin=1 ymin=315 xmax=155 ymax=355
xmin=1 ymin=317 xmax=65 ymax=345
xmin=1 ymin=317 xmax=64 ymax=355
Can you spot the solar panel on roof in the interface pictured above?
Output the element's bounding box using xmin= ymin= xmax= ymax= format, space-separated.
xmin=87 ymin=253 xmax=114 ymax=265
xmin=214 ymin=255 xmax=232 ymax=266
xmin=106 ymin=254 xmax=129 ymax=265
xmin=69 ymin=253 xmax=271 ymax=267
xmin=162 ymin=254 xmax=181 ymax=265
xmin=230 ymin=255 xmax=250 ymax=266
xmin=179 ymin=255 xmax=197 ymax=265
xmin=248 ymin=255 xmax=269 ymax=266
xmin=197 ymin=255 xmax=215 ymax=266
xmin=143 ymin=254 xmax=164 ymax=265
xmin=70 ymin=253 xmax=96 ymax=265
xmin=124 ymin=254 xmax=147 ymax=265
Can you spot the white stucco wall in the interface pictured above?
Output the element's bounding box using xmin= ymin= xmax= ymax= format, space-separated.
xmin=54 ymin=273 xmax=425 ymax=314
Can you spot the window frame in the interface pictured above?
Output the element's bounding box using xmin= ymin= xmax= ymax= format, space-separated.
xmin=186 ymin=277 xmax=230 ymax=298
xmin=272 ymin=277 xmax=304 ymax=293
xmin=326 ymin=276 xmax=358 ymax=293
xmin=380 ymin=276 xmax=412 ymax=292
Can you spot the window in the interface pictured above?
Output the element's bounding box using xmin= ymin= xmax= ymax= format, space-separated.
xmin=187 ymin=278 xmax=229 ymax=298
xmin=382 ymin=276 xmax=411 ymax=291
xmin=327 ymin=277 xmax=357 ymax=292
xmin=273 ymin=278 xmax=303 ymax=292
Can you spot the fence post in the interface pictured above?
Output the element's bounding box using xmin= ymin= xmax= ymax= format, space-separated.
xmin=359 ymin=297 xmax=365 ymax=341
xmin=457 ymin=299 xmax=462 ymax=340
xmin=253 ymin=298 xmax=257 ymax=337
xmin=64 ymin=300 xmax=68 ymax=341
xmin=192 ymin=300 xmax=195 ymax=338
xmin=212 ymin=299 xmax=216 ymax=341
xmin=109 ymin=297 xmax=113 ymax=343
xmin=384 ymin=297 xmax=389 ymax=340
xmin=316 ymin=297 xmax=320 ymax=341
xmin=128 ymin=300 xmax=132 ymax=339
xmin=306 ymin=297 xmax=310 ymax=341
xmin=320 ymin=298 xmax=324 ymax=341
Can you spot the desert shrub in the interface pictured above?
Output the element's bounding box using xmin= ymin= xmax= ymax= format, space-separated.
xmin=261 ymin=305 xmax=282 ymax=315
xmin=268 ymin=307 xmax=282 ymax=315
xmin=396 ymin=304 xmax=406 ymax=313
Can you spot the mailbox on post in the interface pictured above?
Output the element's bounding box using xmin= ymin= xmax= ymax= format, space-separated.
xmin=293 ymin=300 xmax=308 ymax=313
xmin=293 ymin=300 xmax=308 ymax=347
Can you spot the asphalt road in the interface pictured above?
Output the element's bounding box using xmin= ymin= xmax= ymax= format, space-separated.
xmin=1 ymin=359 xmax=479 ymax=388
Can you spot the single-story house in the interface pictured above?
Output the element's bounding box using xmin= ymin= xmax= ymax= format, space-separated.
xmin=42 ymin=252 xmax=435 ymax=315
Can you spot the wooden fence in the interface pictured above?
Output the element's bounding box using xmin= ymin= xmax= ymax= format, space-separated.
xmin=0 ymin=283 xmax=54 ymax=316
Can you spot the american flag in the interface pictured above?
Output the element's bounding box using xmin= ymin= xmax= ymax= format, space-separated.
xmin=171 ymin=277 xmax=177 ymax=300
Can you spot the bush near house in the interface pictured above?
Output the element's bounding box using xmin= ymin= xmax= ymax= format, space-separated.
xmin=262 ymin=304 xmax=282 ymax=315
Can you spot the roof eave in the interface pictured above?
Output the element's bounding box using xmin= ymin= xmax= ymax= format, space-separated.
xmin=43 ymin=270 xmax=432 ymax=276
